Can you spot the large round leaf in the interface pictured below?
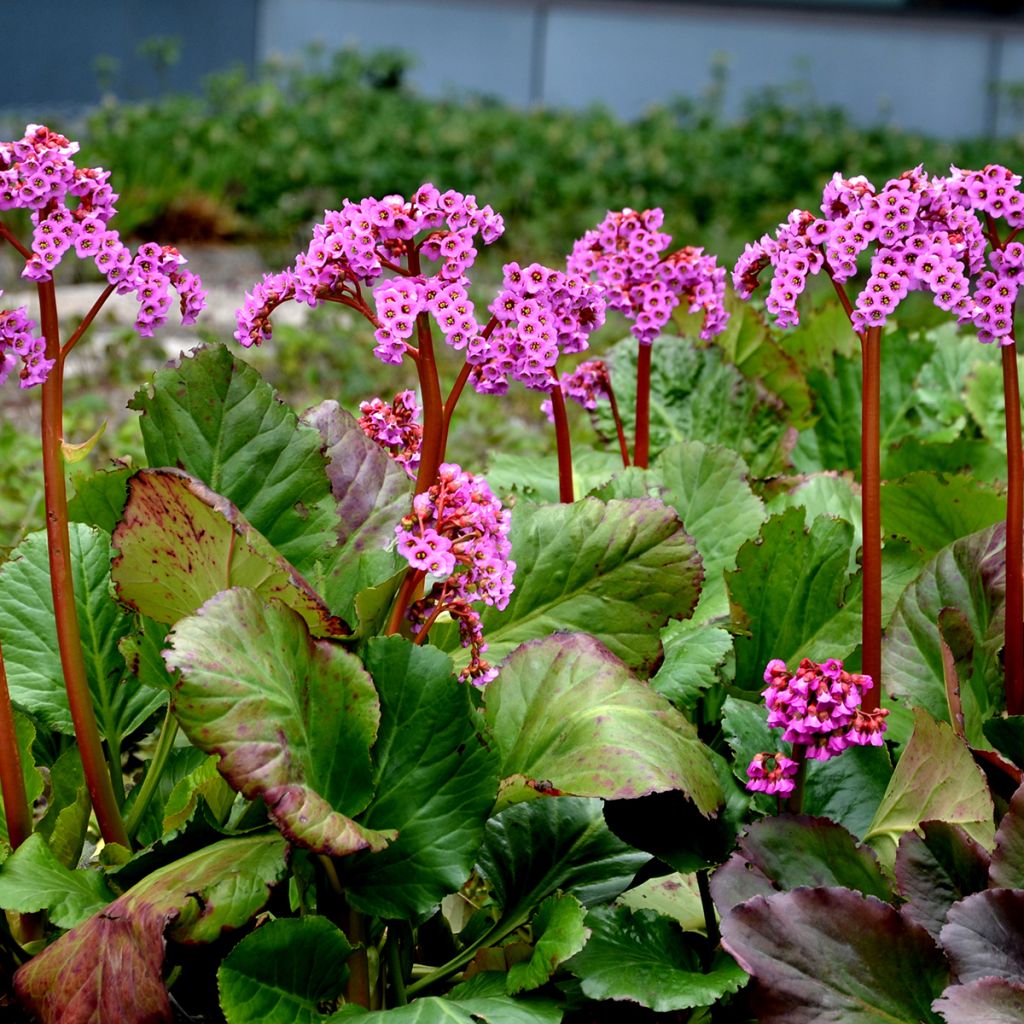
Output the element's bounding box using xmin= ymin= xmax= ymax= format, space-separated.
xmin=990 ymin=782 xmax=1024 ymax=888
xmin=485 ymin=633 xmax=720 ymax=813
xmin=720 ymin=888 xmax=947 ymax=1024
xmin=940 ymin=889 xmax=1024 ymax=985
xmin=341 ymin=637 xmax=500 ymax=919
xmin=436 ymin=497 xmax=703 ymax=677
xmin=566 ymin=905 xmax=747 ymax=1012
xmin=933 ymin=978 xmax=1024 ymax=1024
xmin=166 ymin=588 xmax=392 ymax=856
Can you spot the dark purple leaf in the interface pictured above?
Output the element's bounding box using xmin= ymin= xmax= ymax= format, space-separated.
xmin=933 ymin=977 xmax=1024 ymax=1024
xmin=940 ymin=889 xmax=1024 ymax=985
xmin=990 ymin=782 xmax=1024 ymax=889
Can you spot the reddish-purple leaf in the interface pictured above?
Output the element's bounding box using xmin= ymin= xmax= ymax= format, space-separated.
xmin=895 ymin=821 xmax=990 ymax=941
xmin=933 ymin=977 xmax=1024 ymax=1024
xmin=15 ymin=834 xmax=286 ymax=1024
xmin=940 ymin=889 xmax=1024 ymax=985
xmin=989 ymin=782 xmax=1024 ymax=889
xmin=720 ymin=887 xmax=947 ymax=1024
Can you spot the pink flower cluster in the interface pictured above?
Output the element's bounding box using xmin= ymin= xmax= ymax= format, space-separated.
xmin=0 ymin=295 xmax=49 ymax=387
xmin=746 ymin=657 xmax=890 ymax=796
xmin=234 ymin=183 xmax=503 ymax=353
xmin=0 ymin=124 xmax=206 ymax=365
xmin=394 ymin=463 xmax=515 ymax=684
xmin=568 ymin=208 xmax=729 ymax=344
xmin=733 ymin=163 xmax=1024 ymax=344
xmin=745 ymin=752 xmax=799 ymax=797
xmin=471 ymin=261 xmax=606 ymax=395
xmin=541 ymin=359 xmax=613 ymax=421
xmin=358 ymin=390 xmax=422 ymax=478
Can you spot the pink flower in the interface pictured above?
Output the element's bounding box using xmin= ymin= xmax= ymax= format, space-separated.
xmin=746 ymin=752 xmax=799 ymax=796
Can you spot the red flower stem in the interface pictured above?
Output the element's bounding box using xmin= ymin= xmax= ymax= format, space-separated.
xmin=1003 ymin=334 xmax=1024 ymax=714
xmin=408 ymin=251 xmax=444 ymax=494
xmin=37 ymin=279 xmax=130 ymax=849
xmin=549 ymin=383 xmax=575 ymax=503
xmin=0 ymin=220 xmax=32 ymax=260
xmin=62 ymin=284 xmax=115 ymax=358
xmin=634 ymin=343 xmax=653 ymax=468
xmin=385 ymin=569 xmax=426 ymax=637
xmin=439 ymin=360 xmax=473 ymax=463
xmin=861 ymin=325 xmax=883 ymax=711
xmin=606 ymin=379 xmax=631 ymax=468
xmin=0 ymin=642 xmax=32 ymax=851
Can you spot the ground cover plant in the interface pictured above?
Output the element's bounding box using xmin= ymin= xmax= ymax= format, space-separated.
xmin=2 ymin=111 xmax=1024 ymax=1024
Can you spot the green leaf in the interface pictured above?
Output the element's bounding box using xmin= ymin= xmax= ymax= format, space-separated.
xmin=161 ymin=753 xmax=235 ymax=838
xmin=166 ymin=588 xmax=393 ymax=856
xmin=649 ymin=441 xmax=765 ymax=620
xmin=801 ymin=744 xmax=893 ymax=840
xmin=506 ymin=893 xmax=588 ymax=994
xmin=882 ymin=473 xmax=1005 ymax=559
xmin=15 ymin=833 xmax=288 ymax=1024
xmin=0 ymin=711 xmax=43 ymax=847
xmin=68 ymin=466 xmax=131 ymax=534
xmin=121 ymin=745 xmax=210 ymax=847
xmin=300 ymin=400 xmax=412 ymax=621
xmin=486 ymin=633 xmax=721 ymax=813
xmin=864 ymin=709 xmax=994 ymax=868
xmin=727 ymin=509 xmax=859 ymax=691
xmin=488 ymin=450 xmax=624 ymax=506
xmin=435 ymin=498 xmax=703 ymax=677
xmin=965 ymin=352 xmax=1024 ymax=449
xmin=765 ymin=473 xmax=861 ymax=573
xmin=566 ymin=906 xmax=747 ymax=1012
xmin=0 ymin=525 xmax=165 ymax=738
xmin=721 ymin=697 xmax=777 ymax=784
xmin=342 ymin=636 xmax=500 ymax=919
xmin=36 ymin=746 xmax=90 ymax=868
xmin=594 ymin=334 xmax=791 ymax=477
xmin=129 ymin=343 xmax=339 ymax=575
xmin=617 ymin=873 xmax=706 ymax=931
xmin=330 ymin=994 xmax=562 ymax=1024
xmin=478 ymin=797 xmax=650 ymax=941
xmin=219 ymin=917 xmax=352 ymax=1024
xmin=984 ymin=716 xmax=1024 ymax=768
xmin=720 ymin=888 xmax=947 ymax=1024
xmin=651 ymin=619 xmax=732 ymax=710
xmin=0 ymin=832 xmax=114 ymax=928
xmin=883 ymin=523 xmax=1006 ymax=743
xmin=113 ymin=468 xmax=348 ymax=637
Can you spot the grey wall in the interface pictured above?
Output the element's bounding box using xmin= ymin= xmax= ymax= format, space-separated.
xmin=5 ymin=0 xmax=1024 ymax=137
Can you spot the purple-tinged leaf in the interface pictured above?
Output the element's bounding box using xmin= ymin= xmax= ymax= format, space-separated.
xmin=933 ymin=977 xmax=1024 ymax=1024
xmin=301 ymin=400 xmax=411 ymax=621
xmin=894 ymin=821 xmax=990 ymax=941
xmin=940 ymin=889 xmax=1024 ymax=984
xmin=720 ymin=888 xmax=947 ymax=1024
xmin=166 ymin=588 xmax=393 ymax=857
xmin=990 ymin=782 xmax=1024 ymax=888
xmin=864 ymin=708 xmax=994 ymax=868
xmin=709 ymin=854 xmax=777 ymax=918
xmin=113 ymin=468 xmax=347 ymax=637
xmin=14 ymin=833 xmax=287 ymax=1024
xmin=485 ymin=634 xmax=721 ymax=813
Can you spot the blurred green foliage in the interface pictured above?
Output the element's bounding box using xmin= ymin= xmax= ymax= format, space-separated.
xmin=71 ymin=47 xmax=1024 ymax=264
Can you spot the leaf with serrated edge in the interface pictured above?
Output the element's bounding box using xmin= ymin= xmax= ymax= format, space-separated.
xmin=129 ymin=343 xmax=339 ymax=575
xmin=113 ymin=468 xmax=348 ymax=637
xmin=435 ymin=498 xmax=703 ymax=677
xmin=0 ymin=832 xmax=114 ymax=929
xmin=219 ymin=917 xmax=352 ymax=1024
xmin=15 ymin=833 xmax=287 ymax=1024
xmin=651 ymin=620 xmax=732 ymax=710
xmin=0 ymin=524 xmax=165 ymax=737
xmin=864 ymin=709 xmax=994 ymax=868
xmin=940 ymin=889 xmax=1024 ymax=984
xmin=990 ymin=782 xmax=1024 ymax=888
xmin=720 ymin=888 xmax=947 ymax=1024
xmin=166 ymin=588 xmax=392 ymax=857
xmin=487 ymin=634 xmax=721 ymax=813
xmin=933 ymin=977 xmax=1024 ymax=1024
xmin=506 ymin=893 xmax=588 ymax=994
xmin=566 ymin=905 xmax=747 ymax=1012
xmin=727 ymin=508 xmax=858 ymax=691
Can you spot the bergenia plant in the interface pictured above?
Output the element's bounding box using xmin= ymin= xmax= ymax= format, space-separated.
xmin=0 ymin=124 xmax=206 ymax=849
xmin=567 ymin=207 xmax=729 ymax=467
xmin=733 ymin=164 xmax=1024 ymax=715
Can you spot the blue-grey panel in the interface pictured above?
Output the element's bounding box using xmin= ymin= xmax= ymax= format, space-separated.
xmin=258 ymin=0 xmax=536 ymax=105
xmin=1 ymin=0 xmax=256 ymax=108
xmin=543 ymin=6 xmax=993 ymax=137
xmin=996 ymin=37 xmax=1024 ymax=137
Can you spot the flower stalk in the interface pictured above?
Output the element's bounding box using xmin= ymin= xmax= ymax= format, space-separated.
xmin=549 ymin=384 xmax=575 ymax=503
xmin=860 ymin=326 xmax=883 ymax=712
xmin=1003 ymin=334 xmax=1024 ymax=714
xmin=0 ymin=641 xmax=32 ymax=851
xmin=634 ymin=343 xmax=653 ymax=469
